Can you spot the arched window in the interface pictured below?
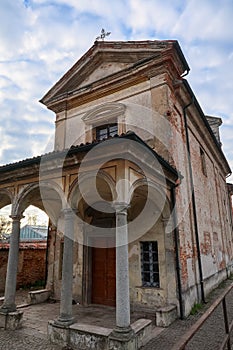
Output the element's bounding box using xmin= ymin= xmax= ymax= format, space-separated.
xmin=82 ymin=102 xmax=126 ymax=142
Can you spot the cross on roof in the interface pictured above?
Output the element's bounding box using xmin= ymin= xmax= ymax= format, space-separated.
xmin=96 ymin=28 xmax=111 ymax=41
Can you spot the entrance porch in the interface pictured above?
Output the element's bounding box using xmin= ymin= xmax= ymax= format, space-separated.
xmin=13 ymin=295 xmax=162 ymax=349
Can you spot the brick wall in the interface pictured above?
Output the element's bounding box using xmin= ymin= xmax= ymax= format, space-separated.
xmin=0 ymin=242 xmax=47 ymax=292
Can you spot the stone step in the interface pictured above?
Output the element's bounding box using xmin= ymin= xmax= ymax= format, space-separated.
xmin=131 ymin=318 xmax=152 ymax=349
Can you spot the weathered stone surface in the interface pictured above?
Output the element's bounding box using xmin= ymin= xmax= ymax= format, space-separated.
xmin=70 ymin=324 xmax=109 ymax=350
xmin=6 ymin=311 xmax=23 ymax=330
xmin=0 ymin=310 xmax=23 ymax=330
xmin=131 ymin=319 xmax=152 ymax=349
xmin=28 ymin=289 xmax=51 ymax=305
xmin=108 ymin=337 xmax=136 ymax=350
xmin=47 ymin=320 xmax=69 ymax=347
xmin=0 ymin=313 xmax=6 ymax=329
xmin=155 ymin=304 xmax=177 ymax=327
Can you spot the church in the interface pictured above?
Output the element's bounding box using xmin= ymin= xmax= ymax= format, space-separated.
xmin=0 ymin=39 xmax=232 ymax=349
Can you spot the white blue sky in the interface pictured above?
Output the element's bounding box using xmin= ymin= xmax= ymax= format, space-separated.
xmin=0 ymin=0 xmax=233 ymax=182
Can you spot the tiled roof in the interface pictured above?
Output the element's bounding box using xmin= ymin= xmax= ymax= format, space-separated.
xmin=0 ymin=132 xmax=179 ymax=178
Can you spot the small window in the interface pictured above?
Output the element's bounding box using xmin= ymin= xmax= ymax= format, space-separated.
xmin=141 ymin=241 xmax=160 ymax=287
xmin=96 ymin=123 xmax=118 ymax=141
xmin=200 ymin=148 xmax=207 ymax=176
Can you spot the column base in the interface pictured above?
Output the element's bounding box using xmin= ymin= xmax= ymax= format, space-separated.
xmin=54 ymin=316 xmax=74 ymax=327
xmin=0 ymin=303 xmax=17 ymax=314
xmin=0 ymin=310 xmax=23 ymax=330
xmin=109 ymin=326 xmax=135 ymax=341
xmin=109 ymin=326 xmax=136 ymax=350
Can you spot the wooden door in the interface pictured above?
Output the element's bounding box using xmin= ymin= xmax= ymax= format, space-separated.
xmin=92 ymin=246 xmax=116 ymax=306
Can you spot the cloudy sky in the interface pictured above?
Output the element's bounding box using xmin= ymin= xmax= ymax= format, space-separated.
xmin=0 ymin=0 xmax=233 ymax=181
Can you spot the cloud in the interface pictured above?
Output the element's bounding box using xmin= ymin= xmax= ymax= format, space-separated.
xmin=172 ymin=0 xmax=233 ymax=43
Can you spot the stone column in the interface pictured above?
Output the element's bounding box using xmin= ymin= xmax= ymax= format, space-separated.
xmin=56 ymin=208 xmax=75 ymax=326
xmin=1 ymin=215 xmax=22 ymax=313
xmin=111 ymin=202 xmax=134 ymax=340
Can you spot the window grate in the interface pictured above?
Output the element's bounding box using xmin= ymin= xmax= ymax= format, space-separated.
xmin=141 ymin=241 xmax=160 ymax=287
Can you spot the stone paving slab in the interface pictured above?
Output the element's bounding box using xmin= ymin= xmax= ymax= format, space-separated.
xmin=0 ymin=329 xmax=64 ymax=350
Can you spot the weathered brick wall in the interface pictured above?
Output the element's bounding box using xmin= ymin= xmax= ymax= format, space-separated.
xmin=0 ymin=242 xmax=47 ymax=292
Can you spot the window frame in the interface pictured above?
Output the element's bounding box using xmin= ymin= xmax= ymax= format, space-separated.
xmin=140 ymin=241 xmax=160 ymax=288
xmin=96 ymin=123 xmax=118 ymax=141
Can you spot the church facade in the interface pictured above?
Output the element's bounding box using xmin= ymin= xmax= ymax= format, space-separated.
xmin=0 ymin=40 xmax=232 ymax=344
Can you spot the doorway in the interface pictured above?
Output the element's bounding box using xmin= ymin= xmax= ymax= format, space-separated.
xmin=92 ymin=244 xmax=116 ymax=306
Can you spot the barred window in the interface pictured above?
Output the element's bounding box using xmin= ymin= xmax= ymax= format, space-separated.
xmin=141 ymin=241 xmax=160 ymax=287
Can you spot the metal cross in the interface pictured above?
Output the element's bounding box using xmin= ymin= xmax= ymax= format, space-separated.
xmin=96 ymin=28 xmax=111 ymax=41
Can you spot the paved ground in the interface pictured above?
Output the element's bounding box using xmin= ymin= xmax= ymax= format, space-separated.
xmin=142 ymin=278 xmax=233 ymax=350
xmin=0 ymin=279 xmax=233 ymax=349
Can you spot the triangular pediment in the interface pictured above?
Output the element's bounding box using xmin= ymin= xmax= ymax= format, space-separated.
xmin=78 ymin=61 xmax=133 ymax=89
xmin=40 ymin=40 xmax=189 ymax=109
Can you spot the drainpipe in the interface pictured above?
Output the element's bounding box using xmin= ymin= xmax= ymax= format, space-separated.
xmin=171 ymin=183 xmax=184 ymax=319
xmin=183 ymin=100 xmax=206 ymax=304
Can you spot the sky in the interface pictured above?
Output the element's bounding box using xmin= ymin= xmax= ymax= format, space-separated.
xmin=0 ymin=0 xmax=233 ymax=182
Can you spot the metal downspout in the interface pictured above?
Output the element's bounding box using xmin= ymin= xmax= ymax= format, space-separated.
xmin=183 ymin=101 xmax=206 ymax=303
xmin=171 ymin=184 xmax=184 ymax=319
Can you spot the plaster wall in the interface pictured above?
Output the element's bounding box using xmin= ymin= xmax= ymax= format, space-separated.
xmin=128 ymin=216 xmax=177 ymax=309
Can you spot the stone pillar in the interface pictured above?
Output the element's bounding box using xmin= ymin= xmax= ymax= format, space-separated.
xmin=111 ymin=202 xmax=134 ymax=340
xmin=56 ymin=208 xmax=74 ymax=326
xmin=0 ymin=215 xmax=22 ymax=313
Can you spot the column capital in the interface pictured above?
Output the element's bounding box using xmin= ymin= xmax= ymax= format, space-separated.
xmin=62 ymin=208 xmax=77 ymax=218
xmin=112 ymin=202 xmax=130 ymax=215
xmin=9 ymin=214 xmax=24 ymax=222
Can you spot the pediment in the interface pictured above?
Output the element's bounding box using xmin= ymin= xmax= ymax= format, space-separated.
xmin=79 ymin=61 xmax=132 ymax=89
xmin=40 ymin=40 xmax=189 ymax=109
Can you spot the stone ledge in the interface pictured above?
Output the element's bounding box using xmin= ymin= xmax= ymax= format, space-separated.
xmin=70 ymin=323 xmax=113 ymax=336
xmin=49 ymin=318 xmax=153 ymax=349
xmin=131 ymin=319 xmax=152 ymax=349
xmin=48 ymin=320 xmax=70 ymax=347
xmin=70 ymin=323 xmax=111 ymax=350
xmin=28 ymin=289 xmax=51 ymax=305
xmin=155 ymin=304 xmax=177 ymax=327
xmin=131 ymin=318 xmax=151 ymax=334
xmin=0 ymin=297 xmax=4 ymax=306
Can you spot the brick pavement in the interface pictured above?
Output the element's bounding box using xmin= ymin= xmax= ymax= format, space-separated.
xmin=0 ymin=279 xmax=233 ymax=349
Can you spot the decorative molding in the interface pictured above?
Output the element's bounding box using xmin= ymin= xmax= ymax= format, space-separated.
xmin=82 ymin=102 xmax=126 ymax=126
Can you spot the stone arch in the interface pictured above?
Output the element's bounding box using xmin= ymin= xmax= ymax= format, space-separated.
xmin=0 ymin=189 xmax=13 ymax=210
xmin=68 ymin=169 xmax=117 ymax=219
xmin=129 ymin=178 xmax=170 ymax=210
xmin=14 ymin=181 xmax=65 ymax=225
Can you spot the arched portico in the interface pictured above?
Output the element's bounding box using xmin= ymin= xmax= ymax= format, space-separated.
xmin=0 ymin=181 xmax=64 ymax=314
